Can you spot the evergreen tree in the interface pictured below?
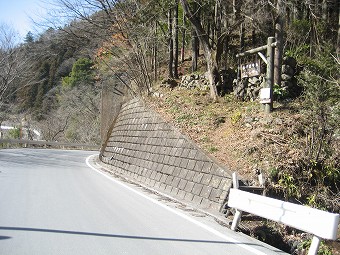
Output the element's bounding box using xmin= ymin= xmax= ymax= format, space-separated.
xmin=62 ymin=58 xmax=94 ymax=89
xmin=24 ymin=32 xmax=34 ymax=43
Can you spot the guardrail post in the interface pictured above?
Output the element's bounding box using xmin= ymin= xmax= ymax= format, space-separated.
xmin=308 ymin=236 xmax=321 ymax=255
xmin=231 ymin=209 xmax=242 ymax=231
xmin=232 ymin=172 xmax=239 ymax=189
xmin=231 ymin=172 xmax=242 ymax=231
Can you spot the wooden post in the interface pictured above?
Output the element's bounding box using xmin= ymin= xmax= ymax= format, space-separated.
xmin=236 ymin=37 xmax=276 ymax=113
xmin=265 ymin=37 xmax=275 ymax=113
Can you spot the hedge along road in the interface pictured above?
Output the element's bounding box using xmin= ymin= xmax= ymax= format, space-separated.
xmin=0 ymin=148 xmax=287 ymax=255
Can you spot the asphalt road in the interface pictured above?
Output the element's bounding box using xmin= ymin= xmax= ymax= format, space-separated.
xmin=0 ymin=148 xmax=287 ymax=255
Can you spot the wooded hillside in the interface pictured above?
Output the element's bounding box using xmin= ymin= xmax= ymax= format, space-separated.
xmin=0 ymin=0 xmax=339 ymax=253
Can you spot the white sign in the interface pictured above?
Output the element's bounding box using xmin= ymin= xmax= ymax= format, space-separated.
xmin=259 ymin=88 xmax=271 ymax=103
xmin=240 ymin=61 xmax=260 ymax=78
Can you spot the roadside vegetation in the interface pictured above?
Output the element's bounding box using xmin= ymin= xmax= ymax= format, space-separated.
xmin=0 ymin=1 xmax=339 ymax=253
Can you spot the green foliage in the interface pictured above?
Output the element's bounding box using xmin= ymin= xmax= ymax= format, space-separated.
xmin=230 ymin=111 xmax=242 ymax=124
xmin=285 ymin=44 xmax=310 ymax=59
xmin=24 ymin=31 xmax=34 ymax=43
xmin=34 ymin=63 xmax=50 ymax=104
xmin=273 ymin=83 xmax=288 ymax=100
xmin=269 ymin=167 xmax=279 ymax=181
xmin=278 ymin=172 xmax=300 ymax=200
xmin=176 ymin=113 xmax=194 ymax=123
xmin=286 ymin=19 xmax=311 ymax=49
xmin=8 ymin=127 xmax=20 ymax=139
xmin=291 ymin=19 xmax=311 ymax=37
xmin=207 ymin=146 xmax=218 ymax=153
xmin=18 ymin=57 xmax=60 ymax=114
xmin=299 ymin=62 xmax=339 ymax=166
xmin=299 ymin=239 xmax=333 ymax=255
xmin=276 ymin=44 xmax=340 ymax=211
xmin=62 ymin=58 xmax=94 ymax=89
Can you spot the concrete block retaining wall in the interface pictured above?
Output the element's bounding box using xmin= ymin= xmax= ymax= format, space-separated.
xmin=100 ymin=98 xmax=232 ymax=211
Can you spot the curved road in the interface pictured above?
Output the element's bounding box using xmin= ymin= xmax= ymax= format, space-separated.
xmin=0 ymin=149 xmax=286 ymax=255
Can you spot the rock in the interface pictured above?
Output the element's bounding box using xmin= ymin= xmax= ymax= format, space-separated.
xmin=244 ymin=116 xmax=254 ymax=124
xmin=250 ymin=129 xmax=262 ymax=140
xmin=259 ymin=116 xmax=273 ymax=125
xmin=283 ymin=56 xmax=297 ymax=68
xmin=161 ymin=78 xmax=177 ymax=88
xmin=281 ymin=80 xmax=291 ymax=88
xmin=214 ymin=116 xmax=226 ymax=126
xmin=289 ymin=77 xmax=298 ymax=88
xmin=249 ymin=76 xmax=259 ymax=85
xmin=282 ymin=64 xmax=295 ymax=76
xmin=180 ymin=73 xmax=210 ymax=90
xmin=281 ymin=74 xmax=293 ymax=81
xmin=245 ymin=123 xmax=252 ymax=128
xmin=253 ymin=86 xmax=261 ymax=94
xmin=274 ymin=118 xmax=283 ymax=125
xmin=152 ymin=92 xmax=163 ymax=98
xmin=190 ymin=74 xmax=197 ymax=80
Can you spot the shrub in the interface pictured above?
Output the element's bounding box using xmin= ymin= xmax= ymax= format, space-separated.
xmin=8 ymin=127 xmax=20 ymax=139
xmin=275 ymin=45 xmax=339 ymax=212
xmin=62 ymin=58 xmax=94 ymax=89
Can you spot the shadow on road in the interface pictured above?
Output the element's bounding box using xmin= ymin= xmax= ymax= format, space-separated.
xmin=0 ymin=235 xmax=11 ymax=240
xmin=0 ymin=226 xmax=252 ymax=246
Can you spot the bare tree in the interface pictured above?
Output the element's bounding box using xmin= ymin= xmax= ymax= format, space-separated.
xmin=338 ymin=1 xmax=340 ymax=55
xmin=168 ymin=3 xmax=174 ymax=79
xmin=0 ymin=23 xmax=20 ymax=107
xmin=46 ymin=0 xmax=166 ymax=95
xmin=180 ymin=0 xmax=219 ymax=100
xmin=0 ymin=23 xmax=37 ymax=120
xmin=173 ymin=0 xmax=179 ymax=79
xmin=274 ymin=0 xmax=285 ymax=87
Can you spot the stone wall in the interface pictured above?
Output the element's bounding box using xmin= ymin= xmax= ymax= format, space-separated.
xmin=233 ymin=56 xmax=300 ymax=101
xmin=100 ymin=98 xmax=232 ymax=211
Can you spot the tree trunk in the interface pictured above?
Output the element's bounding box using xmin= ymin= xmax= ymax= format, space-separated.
xmin=337 ymin=2 xmax=340 ymax=55
xmin=181 ymin=12 xmax=186 ymax=63
xmin=173 ymin=0 xmax=179 ymax=79
xmin=214 ymin=0 xmax=221 ymax=43
xmin=191 ymin=28 xmax=199 ymax=72
xmin=153 ymin=21 xmax=158 ymax=81
xmin=252 ymin=0 xmax=256 ymax=47
xmin=239 ymin=23 xmax=245 ymax=52
xmin=322 ymin=0 xmax=328 ymax=21
xmin=180 ymin=0 xmax=219 ymax=100
xmin=191 ymin=1 xmax=199 ymax=72
xmin=274 ymin=0 xmax=285 ymax=88
xmin=293 ymin=1 xmax=304 ymax=20
xmin=233 ymin=0 xmax=241 ymax=21
xmin=214 ymin=0 xmax=222 ymax=67
xmin=168 ymin=5 xmax=174 ymax=79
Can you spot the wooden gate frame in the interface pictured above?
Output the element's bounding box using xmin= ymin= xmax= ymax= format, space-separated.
xmin=236 ymin=37 xmax=276 ymax=113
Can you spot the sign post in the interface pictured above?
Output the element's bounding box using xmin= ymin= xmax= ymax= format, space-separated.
xmin=264 ymin=37 xmax=275 ymax=113
xmin=236 ymin=37 xmax=276 ymax=113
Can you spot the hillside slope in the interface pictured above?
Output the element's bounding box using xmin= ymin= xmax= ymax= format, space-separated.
xmin=145 ymin=85 xmax=340 ymax=254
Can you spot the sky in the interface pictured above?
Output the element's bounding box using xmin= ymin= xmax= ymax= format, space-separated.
xmin=0 ymin=0 xmax=49 ymax=39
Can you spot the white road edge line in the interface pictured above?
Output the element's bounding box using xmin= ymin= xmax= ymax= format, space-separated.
xmin=86 ymin=154 xmax=268 ymax=255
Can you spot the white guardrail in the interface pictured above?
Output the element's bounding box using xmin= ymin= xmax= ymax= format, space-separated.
xmin=228 ymin=173 xmax=339 ymax=255
xmin=0 ymin=139 xmax=99 ymax=151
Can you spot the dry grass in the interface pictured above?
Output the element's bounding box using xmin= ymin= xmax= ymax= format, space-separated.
xmin=147 ymin=86 xmax=303 ymax=184
xmin=145 ymin=85 xmax=339 ymax=254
